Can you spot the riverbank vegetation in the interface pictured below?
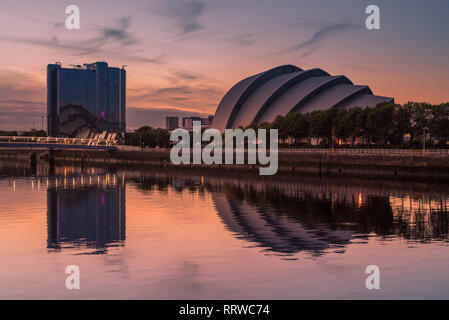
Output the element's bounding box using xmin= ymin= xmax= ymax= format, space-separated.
xmin=245 ymin=102 xmax=449 ymax=148
xmin=125 ymin=126 xmax=170 ymax=148
xmin=0 ymin=129 xmax=47 ymax=137
xmin=2 ymin=102 xmax=448 ymax=149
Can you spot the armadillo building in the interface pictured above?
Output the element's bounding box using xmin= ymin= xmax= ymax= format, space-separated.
xmin=211 ymin=65 xmax=393 ymax=131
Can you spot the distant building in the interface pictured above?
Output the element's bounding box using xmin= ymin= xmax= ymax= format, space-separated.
xmin=181 ymin=115 xmax=214 ymax=130
xmin=47 ymin=61 xmax=126 ymax=137
xmin=212 ymin=64 xmax=393 ymax=131
xmin=165 ymin=116 xmax=179 ymax=131
xmin=181 ymin=117 xmax=194 ymax=128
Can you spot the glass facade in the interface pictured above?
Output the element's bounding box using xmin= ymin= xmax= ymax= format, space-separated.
xmin=47 ymin=179 xmax=126 ymax=250
xmin=47 ymin=61 xmax=126 ymax=137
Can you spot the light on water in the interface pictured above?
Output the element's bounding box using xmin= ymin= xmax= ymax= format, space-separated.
xmin=0 ymin=160 xmax=449 ymax=299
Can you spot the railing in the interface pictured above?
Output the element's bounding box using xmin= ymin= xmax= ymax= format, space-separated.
xmin=116 ymin=146 xmax=449 ymax=156
xmin=0 ymin=136 xmax=118 ymax=146
xmin=278 ymin=148 xmax=449 ymax=156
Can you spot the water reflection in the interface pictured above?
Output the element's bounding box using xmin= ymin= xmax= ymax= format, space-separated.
xmin=213 ymin=194 xmax=354 ymax=257
xmin=2 ymin=159 xmax=449 ymax=298
xmin=0 ymin=160 xmax=126 ymax=253
xmin=46 ymin=177 xmax=126 ymax=253
xmin=129 ymin=172 xmax=449 ymax=257
xmin=1 ymin=159 xmax=449 ymax=257
xmin=390 ymin=196 xmax=449 ymax=242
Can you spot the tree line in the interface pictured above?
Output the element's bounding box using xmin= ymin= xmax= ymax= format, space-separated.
xmin=244 ymin=102 xmax=449 ymax=148
xmin=3 ymin=102 xmax=448 ymax=149
xmin=0 ymin=130 xmax=47 ymax=137
xmin=125 ymin=126 xmax=170 ymax=148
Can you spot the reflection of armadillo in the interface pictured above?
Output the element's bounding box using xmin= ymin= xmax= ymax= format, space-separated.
xmin=212 ymin=194 xmax=353 ymax=255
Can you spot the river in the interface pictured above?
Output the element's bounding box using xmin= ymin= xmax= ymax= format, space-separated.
xmin=0 ymin=160 xmax=448 ymax=299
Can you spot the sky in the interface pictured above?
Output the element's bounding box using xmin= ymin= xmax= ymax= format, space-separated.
xmin=0 ymin=0 xmax=447 ymax=131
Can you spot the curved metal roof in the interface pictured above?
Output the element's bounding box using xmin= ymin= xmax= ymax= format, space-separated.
xmin=230 ymin=69 xmax=331 ymax=128
xmin=212 ymin=194 xmax=353 ymax=254
xmin=211 ymin=65 xmax=394 ymax=131
xmin=212 ymin=65 xmax=301 ymax=131
xmin=258 ymin=76 xmax=352 ymax=123
xmin=288 ymin=84 xmax=372 ymax=114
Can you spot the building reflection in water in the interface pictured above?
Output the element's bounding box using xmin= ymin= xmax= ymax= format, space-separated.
xmin=211 ymin=182 xmax=449 ymax=256
xmin=46 ymin=174 xmax=126 ymax=253
xmin=213 ymin=194 xmax=354 ymax=256
xmin=2 ymin=157 xmax=447 ymax=257
xmin=130 ymin=173 xmax=449 ymax=258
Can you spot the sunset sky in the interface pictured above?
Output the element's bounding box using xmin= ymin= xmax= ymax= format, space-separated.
xmin=0 ymin=0 xmax=447 ymax=130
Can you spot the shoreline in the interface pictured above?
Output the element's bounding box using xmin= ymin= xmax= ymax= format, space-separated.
xmin=1 ymin=148 xmax=449 ymax=182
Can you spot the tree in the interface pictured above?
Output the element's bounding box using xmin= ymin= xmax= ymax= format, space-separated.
xmin=354 ymin=107 xmax=369 ymax=145
xmin=344 ymin=107 xmax=362 ymax=145
xmin=21 ymin=130 xmax=47 ymax=137
xmin=429 ymin=103 xmax=449 ymax=146
xmin=374 ymin=103 xmax=395 ymax=144
xmin=238 ymin=101 xmax=449 ymax=149
xmin=332 ymin=109 xmax=349 ymax=144
xmin=291 ymin=113 xmax=309 ymax=144
xmin=409 ymin=102 xmax=432 ymax=143
xmin=125 ymin=126 xmax=170 ymax=148
xmin=393 ymin=104 xmax=412 ymax=146
xmin=272 ymin=115 xmax=288 ymax=143
xmin=0 ymin=130 xmax=19 ymax=136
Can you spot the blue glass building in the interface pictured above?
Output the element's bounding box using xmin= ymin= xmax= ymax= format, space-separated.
xmin=47 ymin=177 xmax=126 ymax=251
xmin=47 ymin=61 xmax=126 ymax=137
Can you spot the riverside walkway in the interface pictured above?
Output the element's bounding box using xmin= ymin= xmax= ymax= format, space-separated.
xmin=0 ymin=136 xmax=117 ymax=151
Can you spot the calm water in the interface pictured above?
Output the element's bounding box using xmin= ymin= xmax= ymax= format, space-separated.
xmin=1 ymin=160 xmax=449 ymax=299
